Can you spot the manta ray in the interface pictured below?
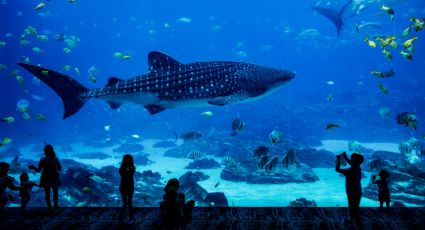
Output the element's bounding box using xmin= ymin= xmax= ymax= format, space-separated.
xmin=18 ymin=51 xmax=295 ymax=119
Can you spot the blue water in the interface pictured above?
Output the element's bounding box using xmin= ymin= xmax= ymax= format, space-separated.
xmin=1 ymin=0 xmax=425 ymax=207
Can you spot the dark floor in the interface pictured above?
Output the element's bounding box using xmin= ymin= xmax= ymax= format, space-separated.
xmin=0 ymin=207 xmax=425 ymax=230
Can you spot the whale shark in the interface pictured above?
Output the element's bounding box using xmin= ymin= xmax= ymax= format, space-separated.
xmin=18 ymin=51 xmax=295 ymax=119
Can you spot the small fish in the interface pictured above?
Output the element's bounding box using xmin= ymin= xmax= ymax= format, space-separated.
xmin=406 ymin=46 xmax=414 ymax=53
xmin=382 ymin=49 xmax=393 ymax=60
xmin=88 ymin=75 xmax=96 ymax=83
xmin=389 ymin=40 xmax=398 ymax=49
xmin=0 ymin=64 xmax=7 ymax=71
xmin=231 ymin=118 xmax=245 ymax=136
xmin=326 ymin=123 xmax=339 ymax=130
xmin=364 ymin=36 xmax=376 ymax=48
xmin=400 ymin=50 xmax=412 ymax=61
xmin=370 ymin=69 xmax=394 ymax=78
xmin=63 ymin=65 xmax=71 ymax=71
xmin=326 ymin=94 xmax=333 ymax=102
xmin=355 ymin=21 xmax=381 ymax=31
xmin=326 ymin=81 xmax=334 ymax=85
xmin=22 ymin=113 xmax=31 ymax=120
xmin=396 ymin=112 xmax=417 ymax=130
xmin=121 ymin=55 xmax=131 ymax=60
xmin=15 ymin=75 xmax=24 ymax=86
xmin=82 ymin=187 xmax=91 ymax=193
xmin=214 ymin=182 xmax=220 ymax=188
xmin=2 ymin=117 xmax=15 ymax=124
xmin=63 ymin=47 xmax=71 ymax=53
xmin=74 ymin=67 xmax=81 ymax=75
xmin=131 ymin=134 xmax=140 ymax=139
xmin=68 ymin=0 xmax=77 ymax=3
xmin=379 ymin=107 xmax=390 ymax=119
xmin=178 ymin=17 xmax=192 ymax=23
xmin=402 ymin=26 xmax=411 ymax=38
xmin=0 ymin=137 xmax=12 ymax=147
xmin=378 ymin=83 xmax=388 ymax=95
xmin=113 ymin=52 xmax=122 ymax=58
xmin=201 ymin=111 xmax=213 ymax=117
xmin=88 ymin=66 xmax=99 ymax=84
xmin=269 ymin=129 xmax=283 ymax=144
xmin=34 ymin=2 xmax=46 ymax=11
xmin=37 ymin=34 xmax=48 ymax=42
xmin=381 ymin=5 xmax=394 ymax=21
xmin=32 ymin=47 xmax=44 ymax=53
xmin=104 ymin=125 xmax=111 ymax=132
xmin=36 ymin=114 xmax=46 ymax=121
xmin=403 ymin=36 xmax=417 ymax=49
xmin=0 ymin=41 xmax=6 ymax=47
xmin=410 ymin=17 xmax=424 ymax=32
xmin=221 ymin=156 xmax=238 ymax=168
xmin=187 ymin=150 xmax=204 ymax=159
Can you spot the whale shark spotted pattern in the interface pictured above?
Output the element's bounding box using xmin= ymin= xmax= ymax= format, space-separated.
xmin=18 ymin=51 xmax=295 ymax=119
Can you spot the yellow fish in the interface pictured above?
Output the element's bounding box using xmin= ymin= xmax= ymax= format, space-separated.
xmin=381 ymin=5 xmax=394 ymax=21
xmin=121 ymin=55 xmax=131 ymax=60
xmin=403 ymin=36 xmax=417 ymax=49
xmin=410 ymin=17 xmax=424 ymax=32
xmin=389 ymin=40 xmax=398 ymax=49
xmin=400 ymin=50 xmax=412 ymax=61
xmin=378 ymin=83 xmax=388 ymax=95
xmin=113 ymin=52 xmax=122 ymax=58
xmin=364 ymin=36 xmax=376 ymax=48
xmin=382 ymin=49 xmax=393 ymax=60
xmin=0 ymin=137 xmax=12 ymax=147
xmin=402 ymin=26 xmax=411 ymax=38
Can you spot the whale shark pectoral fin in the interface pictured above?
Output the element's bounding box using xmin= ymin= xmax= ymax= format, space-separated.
xmin=148 ymin=51 xmax=181 ymax=71
xmin=207 ymin=93 xmax=249 ymax=106
xmin=106 ymin=77 xmax=123 ymax=87
xmin=107 ymin=101 xmax=122 ymax=109
xmin=144 ymin=104 xmax=166 ymax=114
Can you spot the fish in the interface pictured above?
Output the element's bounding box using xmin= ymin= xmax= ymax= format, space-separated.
xmin=22 ymin=113 xmax=31 ymax=120
xmin=63 ymin=65 xmax=71 ymax=71
xmin=364 ymin=36 xmax=376 ymax=48
xmin=2 ymin=117 xmax=15 ymax=124
xmin=254 ymin=146 xmax=269 ymax=158
xmin=221 ymin=156 xmax=238 ymax=168
xmin=88 ymin=66 xmax=99 ymax=84
xmin=187 ymin=150 xmax=204 ymax=159
xmin=63 ymin=47 xmax=71 ymax=53
xmin=201 ymin=111 xmax=213 ymax=117
xmin=378 ymin=83 xmax=388 ymax=95
xmin=326 ymin=123 xmax=339 ymax=130
xmin=34 ymin=2 xmax=46 ymax=11
xmin=231 ymin=118 xmax=245 ymax=136
xmin=214 ymin=182 xmax=220 ymax=188
xmin=104 ymin=125 xmax=111 ymax=132
xmin=403 ymin=36 xmax=417 ymax=49
xmin=402 ymin=26 xmax=411 ymax=38
xmin=326 ymin=94 xmax=333 ymax=101
xmin=400 ymin=50 xmax=412 ymax=61
xmin=0 ymin=137 xmax=12 ymax=147
xmin=370 ymin=69 xmax=394 ymax=78
xmin=131 ymin=134 xmax=140 ymax=139
xmin=378 ymin=107 xmax=390 ymax=118
xmin=36 ymin=114 xmax=46 ymax=121
xmin=269 ymin=129 xmax=283 ymax=144
xmin=174 ymin=130 xmax=203 ymax=142
xmin=311 ymin=0 xmax=355 ymax=36
xmin=410 ymin=17 xmax=424 ymax=32
xmin=18 ymin=51 xmax=295 ymax=119
xmin=382 ymin=49 xmax=393 ymax=60
xmin=381 ymin=5 xmax=394 ymax=21
xmin=0 ymin=41 xmax=6 ymax=47
xmin=396 ymin=112 xmax=417 ymax=130
xmin=31 ymin=94 xmax=45 ymax=101
xmin=355 ymin=21 xmax=381 ymax=31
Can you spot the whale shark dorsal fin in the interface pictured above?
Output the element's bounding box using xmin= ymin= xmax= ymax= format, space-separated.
xmin=148 ymin=51 xmax=181 ymax=71
xmin=106 ymin=77 xmax=123 ymax=87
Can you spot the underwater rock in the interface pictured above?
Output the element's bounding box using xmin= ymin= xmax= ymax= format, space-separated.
xmin=220 ymin=166 xmax=248 ymax=182
xmin=288 ymin=198 xmax=317 ymax=207
xmin=391 ymin=201 xmax=406 ymax=207
xmin=133 ymin=153 xmax=153 ymax=166
xmin=205 ymin=192 xmax=228 ymax=207
xmin=153 ymin=140 xmax=176 ymax=148
xmin=61 ymin=158 xmax=98 ymax=171
xmin=185 ymin=158 xmax=221 ymax=169
xmin=73 ymin=152 xmax=110 ymax=160
xmin=97 ymin=165 xmax=120 ymax=185
xmin=113 ymin=143 xmax=144 ymax=153
xmin=140 ymin=170 xmax=162 ymax=184
xmin=366 ymin=158 xmax=384 ymax=171
xmin=296 ymin=148 xmax=335 ymax=167
xmin=179 ymin=171 xmax=209 ymax=206
xmin=282 ymin=149 xmax=297 ymax=167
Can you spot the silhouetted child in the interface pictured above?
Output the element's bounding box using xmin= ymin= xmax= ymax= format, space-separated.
xmin=372 ymin=169 xmax=390 ymax=211
xmin=19 ymin=172 xmax=38 ymax=211
xmin=118 ymin=154 xmax=135 ymax=221
xmin=336 ymin=152 xmax=364 ymax=229
xmin=160 ymin=178 xmax=195 ymax=229
xmin=0 ymin=162 xmax=20 ymax=218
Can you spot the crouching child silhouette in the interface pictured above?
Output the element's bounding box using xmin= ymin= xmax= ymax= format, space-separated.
xmin=159 ymin=178 xmax=195 ymax=229
xmin=372 ymin=169 xmax=390 ymax=211
xmin=336 ymin=152 xmax=364 ymax=229
xmin=19 ymin=172 xmax=39 ymax=211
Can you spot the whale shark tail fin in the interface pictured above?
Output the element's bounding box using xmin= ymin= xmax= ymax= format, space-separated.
xmin=311 ymin=6 xmax=343 ymax=35
xmin=18 ymin=63 xmax=89 ymax=119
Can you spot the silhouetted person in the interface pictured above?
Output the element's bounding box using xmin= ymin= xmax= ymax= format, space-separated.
xmin=19 ymin=172 xmax=38 ymax=211
xmin=118 ymin=154 xmax=135 ymax=221
xmin=29 ymin=144 xmax=62 ymax=212
xmin=159 ymin=178 xmax=195 ymax=229
xmin=336 ymin=152 xmax=364 ymax=229
xmin=372 ymin=169 xmax=390 ymax=211
xmin=0 ymin=162 xmax=20 ymax=218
